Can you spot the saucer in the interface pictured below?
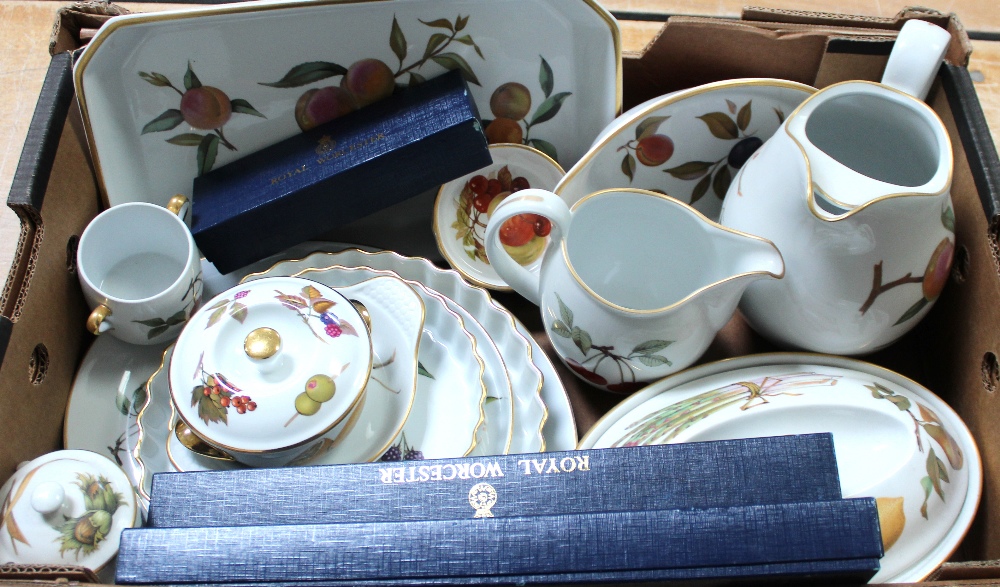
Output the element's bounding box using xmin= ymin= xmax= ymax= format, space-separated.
xmin=555 ymin=79 xmax=816 ymax=220
xmin=245 ymin=247 xmax=557 ymax=452
xmin=247 ymin=266 xmax=488 ymax=460
xmin=135 ymin=276 xmax=423 ymax=493
xmin=74 ymin=0 xmax=620 ymax=207
xmin=433 ymin=143 xmax=565 ymax=291
xmin=579 ymin=353 xmax=982 ymax=584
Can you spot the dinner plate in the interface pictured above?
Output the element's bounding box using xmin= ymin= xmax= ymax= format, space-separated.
xmin=74 ymin=0 xmax=620 ymax=208
xmin=579 ymin=353 xmax=982 ymax=584
xmin=245 ymin=265 xmax=488 ymax=460
xmin=135 ymin=277 xmax=424 ymax=496
xmin=246 ymin=247 xmax=560 ymax=452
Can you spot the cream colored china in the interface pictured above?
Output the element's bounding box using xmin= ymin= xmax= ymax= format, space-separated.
xmin=557 ymin=79 xmax=816 ymax=221
xmin=718 ymin=20 xmax=954 ymax=354
xmin=244 ymin=247 xmax=553 ymax=453
xmin=0 ymin=450 xmax=139 ymax=574
xmin=486 ymin=188 xmax=784 ymax=392
xmin=168 ymin=276 xmax=374 ymax=467
xmin=434 ymin=143 xmax=565 ymax=291
xmin=579 ymin=353 xmax=981 ymax=584
xmin=77 ymin=198 xmax=202 ymax=345
xmin=136 ymin=277 xmax=424 ymax=489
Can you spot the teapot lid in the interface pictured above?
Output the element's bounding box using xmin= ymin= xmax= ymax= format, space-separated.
xmin=168 ymin=276 xmax=373 ymax=455
xmin=0 ymin=449 xmax=139 ymax=570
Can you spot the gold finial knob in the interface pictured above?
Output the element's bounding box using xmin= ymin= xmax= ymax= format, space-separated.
xmin=245 ymin=327 xmax=281 ymax=360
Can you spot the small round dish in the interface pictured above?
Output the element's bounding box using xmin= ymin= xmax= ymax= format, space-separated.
xmin=168 ymin=276 xmax=373 ymax=467
xmin=434 ymin=143 xmax=565 ymax=291
xmin=579 ymin=353 xmax=982 ymax=584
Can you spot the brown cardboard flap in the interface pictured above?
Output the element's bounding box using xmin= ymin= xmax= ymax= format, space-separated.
xmin=0 ymin=564 xmax=99 ymax=583
xmin=49 ymin=1 xmax=130 ymax=56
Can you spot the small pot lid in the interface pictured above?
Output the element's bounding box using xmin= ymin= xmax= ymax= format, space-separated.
xmin=169 ymin=276 xmax=373 ymax=455
xmin=0 ymin=449 xmax=139 ymax=570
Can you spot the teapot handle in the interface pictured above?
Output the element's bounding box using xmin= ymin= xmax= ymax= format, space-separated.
xmin=485 ymin=189 xmax=571 ymax=306
xmin=881 ymin=19 xmax=951 ymax=102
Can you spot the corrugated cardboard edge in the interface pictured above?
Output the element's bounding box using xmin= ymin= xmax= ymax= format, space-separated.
xmin=0 ymin=564 xmax=98 ymax=583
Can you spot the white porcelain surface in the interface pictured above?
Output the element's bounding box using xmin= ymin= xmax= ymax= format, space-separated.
xmin=0 ymin=450 xmax=139 ymax=571
xmin=246 ymin=247 xmax=556 ymax=453
xmin=486 ymin=188 xmax=783 ymax=392
xmin=77 ymin=202 xmax=202 ymax=345
xmin=579 ymin=353 xmax=981 ymax=584
xmin=434 ymin=143 xmax=565 ymax=290
xmin=137 ymin=277 xmax=423 ymax=488
xmin=74 ymin=0 xmax=619 ymax=208
xmin=556 ymin=79 xmax=815 ymax=221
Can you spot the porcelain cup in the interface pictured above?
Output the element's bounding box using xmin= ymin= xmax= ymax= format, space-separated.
xmin=77 ymin=197 xmax=202 ymax=345
xmin=485 ymin=187 xmax=784 ymax=393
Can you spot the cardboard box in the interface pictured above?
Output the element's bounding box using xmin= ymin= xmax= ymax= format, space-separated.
xmin=3 ymin=4 xmax=1000 ymax=585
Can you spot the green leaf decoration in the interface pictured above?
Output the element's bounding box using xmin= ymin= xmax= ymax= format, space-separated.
xmin=131 ymin=384 xmax=148 ymax=416
xmin=456 ymin=35 xmax=484 ymax=60
xmin=529 ymin=91 xmax=571 ymax=126
xmin=141 ymin=109 xmax=184 ymax=134
xmin=556 ymin=293 xmax=573 ymax=328
xmin=420 ymin=17 xmax=455 ymax=31
xmin=139 ymin=71 xmax=172 ymax=87
xmin=664 ymin=160 xmax=712 ymax=180
xmin=621 ymin=152 xmax=636 ymax=182
xmin=197 ymin=392 xmax=229 ymax=425
xmin=259 ymin=62 xmax=347 ymax=88
xmin=167 ymin=309 xmax=188 ymax=324
xmin=551 ymin=319 xmax=571 ymax=338
xmin=115 ymin=393 xmax=131 ymax=417
xmin=571 ymin=326 xmax=592 ymax=354
xmin=539 ymin=56 xmax=554 ymax=98
xmin=456 ymin=14 xmax=469 ymax=31
xmin=424 ymin=33 xmax=449 ymax=59
xmin=148 ymin=325 xmax=171 ymax=339
xmin=698 ymin=112 xmax=739 ymax=140
xmin=409 ymin=72 xmax=426 ymax=87
xmin=636 ymin=116 xmax=669 ymax=141
xmin=774 ymin=107 xmax=785 ymax=124
xmin=528 ymin=138 xmax=558 ymax=161
xmin=208 ymin=298 xmax=229 ymax=311
xmin=206 ymin=304 xmax=228 ymax=328
xmin=418 ymin=362 xmax=435 ymax=379
xmin=133 ymin=318 xmax=167 ymax=327
xmin=886 ymin=394 xmax=912 ymax=411
xmin=390 ymin=16 xmax=407 ymax=64
xmin=690 ymin=174 xmax=712 ymax=204
xmin=431 ymin=53 xmax=480 ymax=86
xmin=736 ymin=101 xmax=752 ymax=131
xmin=926 ymin=447 xmax=946 ymax=500
xmin=462 ymin=230 xmax=474 ymax=247
xmin=919 ymin=475 xmax=933 ymax=518
xmin=184 ymin=62 xmax=201 ymax=90
xmin=230 ymin=302 xmax=248 ymax=324
xmin=632 ymin=340 xmax=672 ymax=354
xmin=276 ymin=293 xmax=309 ymax=308
xmin=231 ymin=99 xmax=265 ymax=118
xmin=712 ymin=165 xmax=732 ymax=199
xmin=638 ymin=354 xmax=672 ymax=367
xmin=166 ymin=133 xmax=205 ymax=146
xmin=942 ymin=205 xmax=955 ymax=232
xmin=895 ymin=297 xmax=929 ymax=326
xmin=197 ymin=133 xmax=220 ymax=176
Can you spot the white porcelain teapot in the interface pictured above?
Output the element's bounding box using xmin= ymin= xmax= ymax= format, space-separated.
xmin=718 ymin=20 xmax=955 ymax=354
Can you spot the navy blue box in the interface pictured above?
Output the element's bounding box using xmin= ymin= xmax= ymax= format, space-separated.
xmin=191 ymin=70 xmax=490 ymax=273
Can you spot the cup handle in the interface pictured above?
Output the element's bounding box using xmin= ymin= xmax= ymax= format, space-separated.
xmin=881 ymin=19 xmax=951 ymax=101
xmin=167 ymin=194 xmax=191 ymax=223
xmin=484 ymin=188 xmax=571 ymax=306
xmin=86 ymin=304 xmax=112 ymax=335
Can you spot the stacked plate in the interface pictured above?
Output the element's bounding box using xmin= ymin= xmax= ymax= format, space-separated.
xmin=64 ymin=245 xmax=576 ymax=507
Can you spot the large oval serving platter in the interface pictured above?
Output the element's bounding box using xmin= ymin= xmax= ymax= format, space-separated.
xmin=74 ymin=0 xmax=620 ymax=208
xmin=579 ymin=353 xmax=981 ymax=584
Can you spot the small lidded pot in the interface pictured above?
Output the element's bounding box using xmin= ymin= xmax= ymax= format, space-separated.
xmin=0 ymin=450 xmax=139 ymax=574
xmin=168 ymin=276 xmax=373 ymax=467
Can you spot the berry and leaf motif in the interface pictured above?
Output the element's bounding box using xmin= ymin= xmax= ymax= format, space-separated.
xmin=867 ymin=382 xmax=964 ymax=519
xmin=611 ymin=372 xmax=840 ymax=447
xmin=860 ymin=205 xmax=955 ymax=325
xmin=56 ymin=473 xmax=125 ymax=558
xmin=482 ymin=57 xmax=571 ymax=162
xmin=138 ymin=63 xmax=265 ymax=175
xmin=204 ymin=289 xmax=251 ymax=329
xmin=452 ymin=166 xmax=550 ymax=266
xmin=550 ymin=293 xmax=672 ymax=393
xmin=261 ymin=15 xmax=483 ymax=131
xmin=380 ymin=432 xmax=423 ymax=461
xmin=190 ymin=353 xmax=256 ymax=425
xmin=275 ymin=284 xmax=359 ymax=343
xmin=131 ymin=273 xmax=204 ymax=340
xmin=289 ymin=367 xmax=350 ymax=425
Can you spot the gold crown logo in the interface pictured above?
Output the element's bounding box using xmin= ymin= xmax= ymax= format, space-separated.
xmin=316 ymin=135 xmax=336 ymax=154
xmin=468 ymin=482 xmax=497 ymax=518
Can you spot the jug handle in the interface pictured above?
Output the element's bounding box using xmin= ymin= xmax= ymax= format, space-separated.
xmin=485 ymin=189 xmax=572 ymax=306
xmin=881 ymin=19 xmax=951 ymax=102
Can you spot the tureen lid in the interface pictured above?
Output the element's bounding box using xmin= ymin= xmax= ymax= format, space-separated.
xmin=0 ymin=449 xmax=139 ymax=570
xmin=169 ymin=276 xmax=373 ymax=454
